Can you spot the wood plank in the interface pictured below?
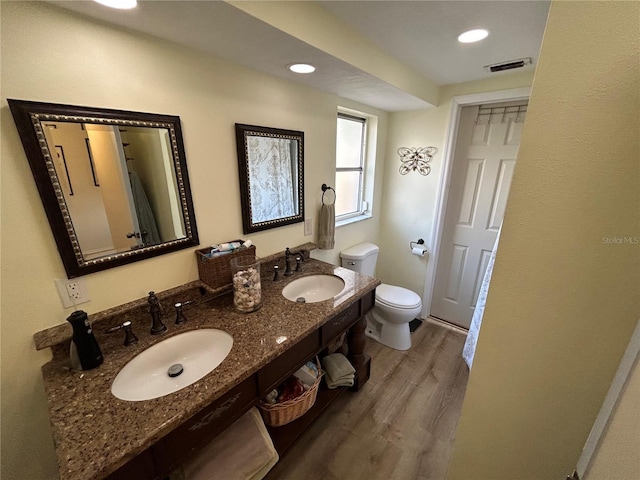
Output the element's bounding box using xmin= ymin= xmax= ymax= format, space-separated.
xmin=264 ymin=319 xmax=469 ymax=480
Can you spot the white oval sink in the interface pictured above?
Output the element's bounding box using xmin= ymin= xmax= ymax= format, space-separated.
xmin=111 ymin=329 xmax=233 ymax=401
xmin=282 ymin=274 xmax=345 ymax=303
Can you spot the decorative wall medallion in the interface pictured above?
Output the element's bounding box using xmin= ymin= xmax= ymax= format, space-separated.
xmin=398 ymin=146 xmax=437 ymax=176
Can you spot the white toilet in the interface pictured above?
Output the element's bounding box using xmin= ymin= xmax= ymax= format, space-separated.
xmin=340 ymin=242 xmax=422 ymax=351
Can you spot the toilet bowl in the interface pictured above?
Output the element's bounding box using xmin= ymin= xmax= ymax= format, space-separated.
xmin=366 ymin=284 xmax=422 ymax=350
xmin=340 ymin=243 xmax=422 ymax=351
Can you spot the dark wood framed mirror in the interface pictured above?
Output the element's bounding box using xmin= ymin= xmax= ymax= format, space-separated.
xmin=9 ymin=99 xmax=199 ymax=278
xmin=235 ymin=124 xmax=304 ymax=234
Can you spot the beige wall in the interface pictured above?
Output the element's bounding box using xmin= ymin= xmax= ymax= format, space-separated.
xmin=448 ymin=2 xmax=640 ymax=478
xmin=0 ymin=3 xmax=385 ymax=478
xmin=584 ymin=357 xmax=640 ymax=479
xmin=377 ymin=71 xmax=534 ymax=297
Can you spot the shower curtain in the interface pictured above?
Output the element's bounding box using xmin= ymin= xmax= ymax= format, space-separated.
xmin=129 ymin=171 xmax=161 ymax=246
xmin=463 ymin=225 xmax=502 ymax=369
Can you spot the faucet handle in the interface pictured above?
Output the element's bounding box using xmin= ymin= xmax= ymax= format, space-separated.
xmin=174 ymin=300 xmax=194 ymax=325
xmin=122 ymin=321 xmax=138 ymax=346
xmin=174 ymin=302 xmax=187 ymax=325
xmin=105 ymin=321 xmax=138 ymax=346
xmin=273 ymin=265 xmax=280 ymax=281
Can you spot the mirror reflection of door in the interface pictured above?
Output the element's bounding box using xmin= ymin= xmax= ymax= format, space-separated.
xmin=86 ymin=124 xmax=144 ymax=254
xmin=43 ymin=122 xmax=139 ymax=260
xmin=42 ymin=122 xmax=186 ymax=261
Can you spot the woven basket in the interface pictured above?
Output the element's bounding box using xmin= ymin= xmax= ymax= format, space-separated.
xmin=259 ymin=362 xmax=323 ymax=427
xmin=196 ymin=242 xmax=256 ymax=289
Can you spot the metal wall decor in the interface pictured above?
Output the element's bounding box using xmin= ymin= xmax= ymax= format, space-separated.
xmin=398 ymin=146 xmax=437 ymax=176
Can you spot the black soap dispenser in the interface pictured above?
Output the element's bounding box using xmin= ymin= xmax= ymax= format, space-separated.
xmin=67 ymin=310 xmax=103 ymax=370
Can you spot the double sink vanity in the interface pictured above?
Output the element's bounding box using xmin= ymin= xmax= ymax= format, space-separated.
xmin=12 ymin=99 xmax=377 ymax=479
xmin=34 ymin=249 xmax=380 ymax=480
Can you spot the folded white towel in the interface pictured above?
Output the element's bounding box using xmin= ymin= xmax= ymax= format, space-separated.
xmin=322 ymin=353 xmax=355 ymax=378
xmin=322 ymin=354 xmax=355 ymax=389
xmin=325 ymin=376 xmax=354 ymax=389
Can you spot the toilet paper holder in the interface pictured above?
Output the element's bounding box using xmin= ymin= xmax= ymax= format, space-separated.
xmin=409 ymin=239 xmax=425 ymax=250
xmin=410 ymin=239 xmax=428 ymax=257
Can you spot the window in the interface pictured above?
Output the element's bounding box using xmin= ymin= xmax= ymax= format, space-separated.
xmin=335 ymin=113 xmax=367 ymax=219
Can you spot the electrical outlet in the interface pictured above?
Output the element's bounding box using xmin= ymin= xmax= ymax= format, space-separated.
xmin=65 ymin=282 xmax=82 ymax=301
xmin=55 ymin=278 xmax=90 ymax=308
xmin=304 ymin=218 xmax=313 ymax=236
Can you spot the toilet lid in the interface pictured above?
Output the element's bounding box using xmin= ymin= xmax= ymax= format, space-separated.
xmin=376 ymin=284 xmax=422 ymax=309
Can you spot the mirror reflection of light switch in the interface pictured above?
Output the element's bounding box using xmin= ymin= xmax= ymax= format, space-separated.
xmin=304 ymin=218 xmax=312 ymax=236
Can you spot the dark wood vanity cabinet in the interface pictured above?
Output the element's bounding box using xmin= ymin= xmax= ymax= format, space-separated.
xmin=106 ymin=291 xmax=375 ymax=480
xmin=321 ymin=302 xmax=359 ymax=344
xmin=107 ymin=377 xmax=257 ymax=480
xmin=107 ymin=449 xmax=158 ymax=480
xmin=153 ymin=376 xmax=258 ymax=476
xmin=257 ymin=330 xmax=321 ymax=396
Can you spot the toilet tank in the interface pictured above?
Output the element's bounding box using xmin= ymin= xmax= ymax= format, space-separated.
xmin=340 ymin=242 xmax=379 ymax=276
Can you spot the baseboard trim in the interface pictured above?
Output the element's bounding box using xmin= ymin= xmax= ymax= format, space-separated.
xmin=426 ymin=316 xmax=469 ymax=334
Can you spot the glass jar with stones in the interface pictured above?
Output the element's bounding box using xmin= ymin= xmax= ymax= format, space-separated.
xmin=230 ymin=255 xmax=262 ymax=313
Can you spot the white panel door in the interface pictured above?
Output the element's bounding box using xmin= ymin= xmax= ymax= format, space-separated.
xmin=431 ymin=103 xmax=525 ymax=328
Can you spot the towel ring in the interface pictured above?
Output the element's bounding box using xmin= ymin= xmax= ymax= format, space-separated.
xmin=321 ymin=184 xmax=336 ymax=205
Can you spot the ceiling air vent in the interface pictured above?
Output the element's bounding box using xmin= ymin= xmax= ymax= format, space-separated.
xmin=484 ymin=57 xmax=532 ymax=73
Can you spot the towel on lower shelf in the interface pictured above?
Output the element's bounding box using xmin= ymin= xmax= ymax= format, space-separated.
xmin=322 ymin=353 xmax=355 ymax=389
xmin=172 ymin=407 xmax=278 ymax=480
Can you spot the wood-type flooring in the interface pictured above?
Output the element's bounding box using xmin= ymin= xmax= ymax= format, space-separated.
xmin=264 ymin=318 xmax=469 ymax=480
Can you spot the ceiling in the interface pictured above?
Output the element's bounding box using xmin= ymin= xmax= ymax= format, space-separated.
xmin=51 ymin=0 xmax=550 ymax=112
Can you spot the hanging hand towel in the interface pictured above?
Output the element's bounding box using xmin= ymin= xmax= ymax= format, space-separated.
xmin=318 ymin=202 xmax=335 ymax=250
xmin=173 ymin=408 xmax=278 ymax=480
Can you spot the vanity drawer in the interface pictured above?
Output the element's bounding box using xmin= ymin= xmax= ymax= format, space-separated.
xmin=257 ymin=330 xmax=320 ymax=396
xmin=321 ymin=302 xmax=360 ymax=345
xmin=152 ymin=375 xmax=257 ymax=476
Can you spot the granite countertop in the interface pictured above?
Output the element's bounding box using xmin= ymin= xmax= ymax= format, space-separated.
xmin=38 ymin=258 xmax=379 ymax=480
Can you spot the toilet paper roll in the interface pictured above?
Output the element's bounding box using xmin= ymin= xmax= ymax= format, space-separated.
xmin=412 ymin=246 xmax=427 ymax=256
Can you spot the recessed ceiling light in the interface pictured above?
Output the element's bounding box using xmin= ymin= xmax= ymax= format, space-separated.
xmin=289 ymin=63 xmax=316 ymax=74
xmin=93 ymin=0 xmax=137 ymax=9
xmin=458 ymin=29 xmax=490 ymax=44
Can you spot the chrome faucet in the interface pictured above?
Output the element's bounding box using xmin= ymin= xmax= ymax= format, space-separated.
xmin=148 ymin=291 xmax=167 ymax=335
xmin=284 ymin=247 xmax=305 ymax=276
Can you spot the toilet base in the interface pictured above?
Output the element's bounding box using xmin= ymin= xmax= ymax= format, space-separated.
xmin=365 ymin=315 xmax=411 ymax=351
